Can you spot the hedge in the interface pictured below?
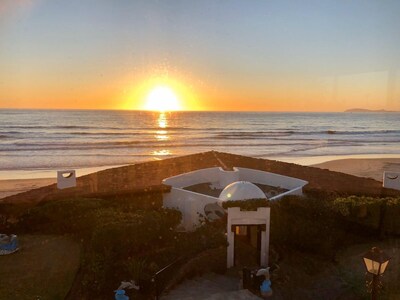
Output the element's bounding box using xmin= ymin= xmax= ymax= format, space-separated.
xmin=332 ymin=196 xmax=400 ymax=235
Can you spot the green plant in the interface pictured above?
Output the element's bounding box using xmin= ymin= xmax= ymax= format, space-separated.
xmin=221 ymin=198 xmax=269 ymax=210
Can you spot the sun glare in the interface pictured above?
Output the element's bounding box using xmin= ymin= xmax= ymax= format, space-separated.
xmin=144 ymin=86 xmax=181 ymax=112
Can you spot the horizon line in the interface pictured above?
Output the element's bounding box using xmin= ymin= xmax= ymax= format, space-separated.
xmin=1 ymin=108 xmax=397 ymax=113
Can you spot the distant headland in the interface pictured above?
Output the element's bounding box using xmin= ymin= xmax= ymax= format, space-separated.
xmin=345 ymin=108 xmax=398 ymax=113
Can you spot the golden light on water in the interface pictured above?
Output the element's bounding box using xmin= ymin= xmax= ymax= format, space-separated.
xmin=154 ymin=112 xmax=170 ymax=154
xmin=155 ymin=130 xmax=168 ymax=141
xmin=144 ymin=86 xmax=181 ymax=112
xmin=158 ymin=112 xmax=167 ymax=128
xmin=152 ymin=149 xmax=171 ymax=156
xmin=155 ymin=112 xmax=169 ymax=140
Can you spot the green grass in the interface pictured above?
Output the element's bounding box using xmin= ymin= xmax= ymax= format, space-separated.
xmin=0 ymin=235 xmax=80 ymax=300
xmin=337 ymin=238 xmax=400 ymax=300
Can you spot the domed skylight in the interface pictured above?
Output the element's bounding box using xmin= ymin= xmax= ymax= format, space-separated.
xmin=219 ymin=181 xmax=267 ymax=202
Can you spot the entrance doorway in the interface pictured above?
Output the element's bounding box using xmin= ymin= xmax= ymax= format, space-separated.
xmin=233 ymin=225 xmax=263 ymax=267
xmin=226 ymin=207 xmax=270 ymax=268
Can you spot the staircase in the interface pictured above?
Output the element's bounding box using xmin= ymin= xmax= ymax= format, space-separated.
xmin=161 ymin=273 xmax=262 ymax=300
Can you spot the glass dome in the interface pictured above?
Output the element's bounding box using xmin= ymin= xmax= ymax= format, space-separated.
xmin=219 ymin=181 xmax=267 ymax=202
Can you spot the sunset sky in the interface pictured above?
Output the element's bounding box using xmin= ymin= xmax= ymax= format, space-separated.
xmin=1 ymin=0 xmax=399 ymax=111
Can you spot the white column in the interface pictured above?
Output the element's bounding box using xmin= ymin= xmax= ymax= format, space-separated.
xmin=227 ymin=210 xmax=235 ymax=268
xmin=262 ymin=209 xmax=270 ymax=267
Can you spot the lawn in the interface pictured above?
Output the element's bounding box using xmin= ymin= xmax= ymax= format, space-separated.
xmin=337 ymin=238 xmax=400 ymax=300
xmin=0 ymin=235 xmax=80 ymax=300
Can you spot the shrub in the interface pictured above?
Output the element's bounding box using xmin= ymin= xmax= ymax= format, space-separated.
xmin=332 ymin=196 xmax=400 ymax=235
xmin=221 ymin=198 xmax=268 ymax=210
xmin=268 ymin=195 xmax=362 ymax=258
xmin=16 ymin=198 xmax=106 ymax=235
xmin=81 ymin=208 xmax=182 ymax=295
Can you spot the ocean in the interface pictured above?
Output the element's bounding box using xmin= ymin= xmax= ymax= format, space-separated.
xmin=1 ymin=109 xmax=400 ymax=178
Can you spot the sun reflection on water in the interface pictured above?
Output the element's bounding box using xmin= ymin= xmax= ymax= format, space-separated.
xmin=152 ymin=149 xmax=171 ymax=156
xmin=153 ymin=112 xmax=171 ymax=156
xmin=155 ymin=112 xmax=169 ymax=141
xmin=158 ymin=112 xmax=167 ymax=128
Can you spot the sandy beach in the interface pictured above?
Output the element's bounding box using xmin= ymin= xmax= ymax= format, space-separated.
xmin=0 ymin=178 xmax=56 ymax=199
xmin=313 ymin=158 xmax=400 ymax=182
xmin=1 ymin=156 xmax=399 ymax=200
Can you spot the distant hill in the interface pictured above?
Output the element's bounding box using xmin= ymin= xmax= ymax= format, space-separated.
xmin=345 ymin=108 xmax=398 ymax=113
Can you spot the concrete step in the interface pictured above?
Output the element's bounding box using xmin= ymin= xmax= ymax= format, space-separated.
xmin=206 ymin=289 xmax=262 ymax=300
xmin=161 ymin=280 xmax=225 ymax=299
xmin=161 ymin=273 xmax=243 ymax=300
xmin=163 ymin=289 xmax=261 ymax=300
xmin=163 ymin=272 xmax=284 ymax=300
xmin=203 ymin=274 xmax=240 ymax=290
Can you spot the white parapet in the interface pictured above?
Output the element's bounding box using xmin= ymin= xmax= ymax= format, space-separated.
xmin=162 ymin=167 xmax=221 ymax=188
xmin=383 ymin=171 xmax=400 ymax=191
xmin=57 ymin=170 xmax=77 ymax=189
xmin=218 ymin=168 xmax=240 ymax=188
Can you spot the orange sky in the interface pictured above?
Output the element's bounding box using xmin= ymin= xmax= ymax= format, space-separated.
xmin=1 ymin=67 xmax=397 ymax=112
xmin=1 ymin=1 xmax=399 ymax=111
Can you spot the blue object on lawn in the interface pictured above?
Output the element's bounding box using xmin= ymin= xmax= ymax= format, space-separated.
xmin=0 ymin=234 xmax=19 ymax=255
xmin=260 ymin=279 xmax=272 ymax=293
xmin=115 ymin=289 xmax=129 ymax=300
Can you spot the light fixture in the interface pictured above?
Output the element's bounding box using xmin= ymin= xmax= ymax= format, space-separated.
xmin=362 ymin=247 xmax=390 ymax=300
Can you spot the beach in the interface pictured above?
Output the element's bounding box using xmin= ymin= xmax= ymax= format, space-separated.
xmin=2 ymin=156 xmax=399 ymax=200
xmin=313 ymin=157 xmax=400 ymax=181
xmin=0 ymin=178 xmax=56 ymax=199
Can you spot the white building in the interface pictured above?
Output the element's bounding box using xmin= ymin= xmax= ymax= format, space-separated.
xmin=163 ymin=167 xmax=307 ymax=231
xmin=162 ymin=167 xmax=308 ymax=268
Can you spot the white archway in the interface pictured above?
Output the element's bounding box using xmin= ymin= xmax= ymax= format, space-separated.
xmin=227 ymin=207 xmax=270 ymax=268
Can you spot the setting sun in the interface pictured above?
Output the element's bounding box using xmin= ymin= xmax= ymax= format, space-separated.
xmin=144 ymin=86 xmax=181 ymax=112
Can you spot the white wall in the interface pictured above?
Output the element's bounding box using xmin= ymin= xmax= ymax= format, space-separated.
xmin=219 ymin=168 xmax=240 ymax=188
xmin=57 ymin=170 xmax=76 ymax=189
xmin=383 ymin=171 xmax=400 ymax=191
xmin=237 ymin=167 xmax=308 ymax=190
xmin=270 ymin=186 xmax=304 ymax=200
xmin=162 ymin=167 xmax=221 ymax=188
xmin=163 ymin=187 xmax=219 ymax=230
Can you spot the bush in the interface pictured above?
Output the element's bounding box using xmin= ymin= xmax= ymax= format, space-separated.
xmin=16 ymin=198 xmax=106 ymax=235
xmin=332 ymin=196 xmax=400 ymax=235
xmin=221 ymin=198 xmax=268 ymax=210
xmin=268 ymin=195 xmax=362 ymax=258
xmin=80 ymin=208 xmax=182 ymax=296
xmin=12 ymin=196 xmax=187 ymax=298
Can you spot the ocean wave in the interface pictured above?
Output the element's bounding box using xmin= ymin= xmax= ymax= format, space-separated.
xmin=1 ymin=110 xmax=400 ymax=171
xmin=0 ymin=140 xmax=377 ymax=152
xmin=0 ymin=124 xmax=218 ymax=131
xmin=321 ymin=129 xmax=400 ymax=135
xmin=213 ymin=129 xmax=400 ymax=139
